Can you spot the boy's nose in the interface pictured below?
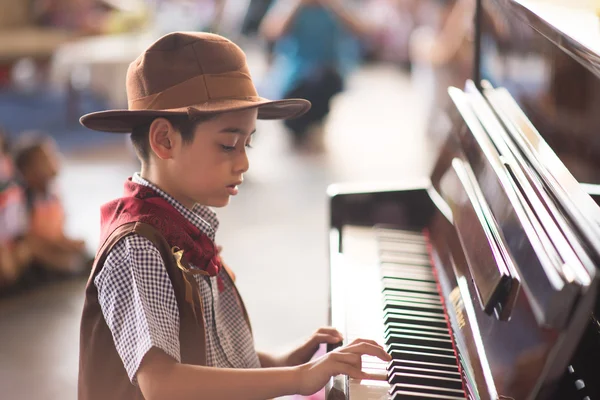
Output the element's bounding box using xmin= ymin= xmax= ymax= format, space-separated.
xmin=234 ymin=151 xmax=249 ymax=174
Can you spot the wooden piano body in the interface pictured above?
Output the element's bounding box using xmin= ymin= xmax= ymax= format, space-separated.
xmin=326 ymin=1 xmax=600 ymax=399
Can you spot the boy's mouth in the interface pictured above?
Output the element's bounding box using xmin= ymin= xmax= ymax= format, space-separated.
xmin=226 ymin=181 xmax=242 ymax=196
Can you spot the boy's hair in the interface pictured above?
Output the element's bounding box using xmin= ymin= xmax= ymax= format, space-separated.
xmin=12 ymin=131 xmax=54 ymax=173
xmin=130 ymin=114 xmax=216 ymax=165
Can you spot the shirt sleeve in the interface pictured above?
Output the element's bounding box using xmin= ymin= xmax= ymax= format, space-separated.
xmin=94 ymin=234 xmax=181 ymax=384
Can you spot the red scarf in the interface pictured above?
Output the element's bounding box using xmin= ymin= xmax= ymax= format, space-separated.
xmin=99 ymin=179 xmax=222 ymax=277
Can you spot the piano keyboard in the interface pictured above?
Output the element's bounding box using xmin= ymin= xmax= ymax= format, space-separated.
xmin=377 ymin=228 xmax=466 ymax=400
xmin=330 ymin=226 xmax=466 ymax=399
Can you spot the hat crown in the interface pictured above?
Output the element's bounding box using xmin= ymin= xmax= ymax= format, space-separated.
xmin=126 ymin=32 xmax=252 ymax=103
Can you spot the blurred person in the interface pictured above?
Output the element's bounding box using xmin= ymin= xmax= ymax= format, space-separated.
xmin=151 ymin=0 xmax=227 ymax=35
xmin=242 ymin=0 xmax=276 ymax=36
xmin=362 ymin=0 xmax=418 ymax=69
xmin=0 ymin=128 xmax=31 ymax=290
xmin=260 ymin=0 xmax=370 ymax=147
xmin=409 ymin=0 xmax=475 ymax=142
xmin=77 ymin=31 xmax=390 ymax=400
xmin=12 ymin=132 xmax=89 ymax=275
xmin=33 ymin=0 xmax=148 ymax=35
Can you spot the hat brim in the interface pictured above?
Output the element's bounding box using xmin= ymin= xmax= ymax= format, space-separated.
xmin=80 ymin=97 xmax=311 ymax=133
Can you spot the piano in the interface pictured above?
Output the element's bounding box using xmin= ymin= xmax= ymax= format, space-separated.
xmin=326 ymin=0 xmax=600 ymax=399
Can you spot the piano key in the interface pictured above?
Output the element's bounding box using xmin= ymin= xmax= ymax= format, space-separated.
xmin=387 ymin=343 xmax=456 ymax=357
xmin=383 ymin=277 xmax=438 ymax=289
xmin=389 ymin=349 xmax=460 ymax=366
xmin=383 ymin=285 xmax=440 ymax=296
xmin=382 ymin=278 xmax=438 ymax=289
xmin=386 ymin=333 xmax=454 ymax=349
xmin=382 ymin=270 xmax=436 ymax=282
xmin=388 ymin=364 xmax=461 ymax=380
xmin=385 ymin=321 xmax=451 ymax=336
xmin=384 ymin=312 xmax=450 ymax=328
xmin=391 ymin=389 xmax=466 ymax=400
xmin=378 ymin=242 xmax=430 ymax=255
xmin=376 ymin=228 xmax=427 ymax=241
xmin=390 ymin=382 xmax=465 ymax=397
xmin=380 ymin=253 xmax=432 ymax=266
xmin=384 ymin=302 xmax=445 ymax=315
xmin=384 ymin=292 xmax=443 ymax=305
xmin=384 ymin=296 xmax=444 ymax=307
xmin=383 ymin=307 xmax=446 ymax=327
xmin=388 ymin=358 xmax=460 ymax=373
xmin=381 ymin=264 xmax=434 ymax=274
xmin=384 ymin=290 xmax=442 ymax=301
xmin=381 ymin=262 xmax=433 ymax=273
xmin=384 ymin=303 xmax=446 ymax=317
xmin=388 ymin=371 xmax=464 ymax=390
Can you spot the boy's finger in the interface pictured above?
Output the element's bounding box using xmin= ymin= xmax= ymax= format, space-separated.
xmin=312 ymin=333 xmax=344 ymax=345
xmin=343 ymin=342 xmax=392 ymax=362
xmin=316 ymin=327 xmax=343 ymax=336
xmin=333 ymin=363 xmax=369 ymax=381
xmin=348 ymin=338 xmax=381 ymax=347
xmin=316 ymin=327 xmax=344 ymax=339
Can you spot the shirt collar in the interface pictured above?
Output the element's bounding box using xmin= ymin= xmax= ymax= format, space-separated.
xmin=132 ymin=173 xmax=219 ymax=239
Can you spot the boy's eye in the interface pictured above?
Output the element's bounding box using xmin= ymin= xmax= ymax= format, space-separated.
xmin=221 ymin=145 xmax=236 ymax=152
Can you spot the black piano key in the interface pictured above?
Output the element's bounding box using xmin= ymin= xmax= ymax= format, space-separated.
xmin=388 ymin=358 xmax=460 ymax=373
xmin=385 ymin=322 xmax=451 ymax=337
xmin=380 ymin=265 xmax=435 ymax=281
xmin=384 ymin=312 xmax=449 ymax=329
xmin=384 ymin=300 xmax=445 ymax=315
xmin=384 ymin=296 xmax=444 ymax=308
xmin=388 ymin=364 xmax=461 ymax=380
xmin=390 ymin=383 xmax=465 ymax=398
xmin=385 ymin=306 xmax=446 ymax=319
xmin=381 ymin=277 xmax=439 ymax=290
xmin=391 ymin=389 xmax=466 ymax=400
xmin=382 ymin=273 xmax=436 ymax=284
xmin=386 ymin=333 xmax=454 ymax=350
xmin=382 ymin=277 xmax=438 ymax=288
xmin=384 ymin=291 xmax=442 ymax=304
xmin=386 ymin=332 xmax=451 ymax=346
xmin=384 ymin=293 xmax=442 ymax=305
xmin=388 ymin=371 xmax=464 ymax=390
xmin=387 ymin=343 xmax=456 ymax=357
xmin=382 ymin=285 xmax=439 ymax=297
xmin=389 ymin=349 xmax=459 ymax=366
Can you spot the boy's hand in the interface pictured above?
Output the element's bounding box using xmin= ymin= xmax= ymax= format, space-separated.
xmin=293 ymin=338 xmax=392 ymax=396
xmin=283 ymin=327 xmax=343 ymax=367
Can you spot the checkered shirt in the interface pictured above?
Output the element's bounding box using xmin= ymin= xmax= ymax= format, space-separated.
xmin=94 ymin=173 xmax=261 ymax=384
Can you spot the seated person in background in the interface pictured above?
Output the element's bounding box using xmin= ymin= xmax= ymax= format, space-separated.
xmin=32 ymin=0 xmax=148 ymax=35
xmin=0 ymin=129 xmax=31 ymax=290
xmin=12 ymin=132 xmax=89 ymax=276
xmin=260 ymin=0 xmax=370 ymax=147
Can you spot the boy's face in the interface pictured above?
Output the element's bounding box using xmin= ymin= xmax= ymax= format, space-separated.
xmin=165 ymin=108 xmax=257 ymax=208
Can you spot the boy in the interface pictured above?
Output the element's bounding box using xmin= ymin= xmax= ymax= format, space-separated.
xmin=78 ymin=31 xmax=390 ymax=400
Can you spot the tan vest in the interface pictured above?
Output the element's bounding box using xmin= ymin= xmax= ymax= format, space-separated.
xmin=78 ymin=221 xmax=251 ymax=400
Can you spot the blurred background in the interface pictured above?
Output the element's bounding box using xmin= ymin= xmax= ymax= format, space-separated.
xmin=0 ymin=0 xmax=477 ymax=398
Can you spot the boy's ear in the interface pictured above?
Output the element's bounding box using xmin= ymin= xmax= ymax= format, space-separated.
xmin=148 ymin=118 xmax=176 ymax=160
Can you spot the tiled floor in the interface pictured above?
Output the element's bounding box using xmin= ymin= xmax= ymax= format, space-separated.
xmin=0 ymin=63 xmax=438 ymax=400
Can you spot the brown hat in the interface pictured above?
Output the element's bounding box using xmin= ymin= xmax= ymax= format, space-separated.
xmin=80 ymin=32 xmax=311 ymax=133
